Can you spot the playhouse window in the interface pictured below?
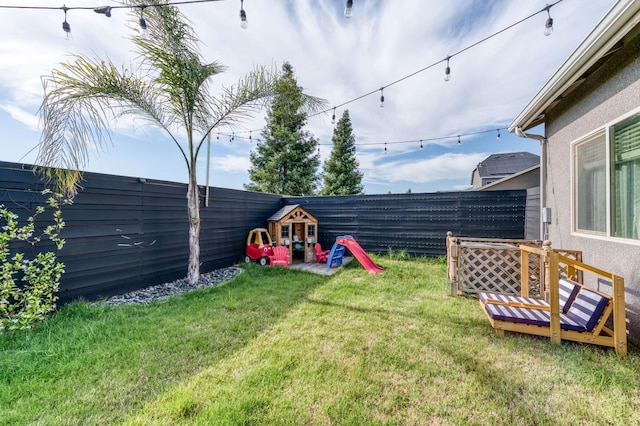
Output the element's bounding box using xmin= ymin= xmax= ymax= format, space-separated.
xmin=281 ymin=225 xmax=290 ymax=238
xmin=307 ymin=224 xmax=316 ymax=237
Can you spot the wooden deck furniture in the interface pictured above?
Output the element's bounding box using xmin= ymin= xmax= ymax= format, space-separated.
xmin=269 ymin=246 xmax=290 ymax=268
xmin=479 ymin=245 xmax=627 ymax=356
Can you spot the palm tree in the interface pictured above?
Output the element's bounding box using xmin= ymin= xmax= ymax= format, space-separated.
xmin=37 ymin=1 xmax=323 ymax=283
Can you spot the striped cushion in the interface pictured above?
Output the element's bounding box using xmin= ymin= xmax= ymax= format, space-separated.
xmin=565 ymin=288 xmax=610 ymax=331
xmin=478 ymin=292 xmax=548 ymax=307
xmin=484 ymin=303 xmax=585 ymax=331
xmin=479 ymin=278 xmax=580 ymax=312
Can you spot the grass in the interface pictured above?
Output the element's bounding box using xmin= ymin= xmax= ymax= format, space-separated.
xmin=2 ymin=258 xmax=640 ymax=425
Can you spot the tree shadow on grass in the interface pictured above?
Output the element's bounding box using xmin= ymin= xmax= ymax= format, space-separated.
xmin=0 ymin=266 xmax=329 ymax=425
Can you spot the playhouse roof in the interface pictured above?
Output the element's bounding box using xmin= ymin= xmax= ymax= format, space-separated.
xmin=268 ymin=204 xmax=301 ymax=221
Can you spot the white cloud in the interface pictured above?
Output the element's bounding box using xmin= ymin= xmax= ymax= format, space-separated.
xmin=0 ymin=0 xmax=616 ymax=193
xmin=0 ymin=103 xmax=38 ymax=130
xmin=369 ymin=152 xmax=488 ymax=184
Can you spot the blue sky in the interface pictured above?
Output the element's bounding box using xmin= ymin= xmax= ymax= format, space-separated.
xmin=0 ymin=0 xmax=615 ymax=194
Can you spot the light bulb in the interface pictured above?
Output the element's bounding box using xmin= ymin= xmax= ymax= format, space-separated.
xmin=420 ymin=140 xmax=423 ymax=150
xmin=544 ymin=6 xmax=553 ymax=36
xmin=331 ymin=108 xmax=336 ymax=124
xmin=544 ymin=17 xmax=553 ymax=36
xmin=444 ymin=58 xmax=451 ymax=81
xmin=62 ymin=20 xmax=71 ymax=39
xmin=496 ymin=130 xmax=501 ymax=141
xmin=344 ymin=0 xmax=353 ymax=18
xmin=240 ymin=9 xmax=248 ymax=29
xmin=138 ymin=6 xmax=148 ymax=37
xmin=379 ymin=88 xmax=384 ymax=108
xmin=61 ymin=7 xmax=71 ymax=39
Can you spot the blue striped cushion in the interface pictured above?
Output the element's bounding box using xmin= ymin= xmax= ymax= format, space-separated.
xmin=479 ymin=278 xmax=579 ymax=312
xmin=565 ymin=288 xmax=610 ymax=331
xmin=478 ymin=292 xmax=547 ymax=307
xmin=484 ymin=303 xmax=585 ymax=331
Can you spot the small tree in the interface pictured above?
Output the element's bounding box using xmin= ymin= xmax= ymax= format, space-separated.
xmin=0 ymin=191 xmax=67 ymax=331
xmin=321 ymin=110 xmax=364 ymax=195
xmin=246 ymin=63 xmax=322 ymax=195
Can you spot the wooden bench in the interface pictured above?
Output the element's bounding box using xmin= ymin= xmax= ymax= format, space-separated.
xmin=478 ymin=245 xmax=627 ymax=356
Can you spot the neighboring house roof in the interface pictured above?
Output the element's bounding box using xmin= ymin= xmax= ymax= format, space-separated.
xmin=267 ymin=204 xmax=300 ymax=221
xmin=478 ymin=165 xmax=540 ymax=191
xmin=471 ymin=152 xmax=540 ymax=184
xmin=509 ymin=0 xmax=640 ymax=132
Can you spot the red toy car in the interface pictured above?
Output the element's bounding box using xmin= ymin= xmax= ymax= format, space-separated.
xmin=244 ymin=228 xmax=274 ymax=266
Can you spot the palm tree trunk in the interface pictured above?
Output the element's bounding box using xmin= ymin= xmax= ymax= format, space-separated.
xmin=186 ymin=168 xmax=201 ymax=284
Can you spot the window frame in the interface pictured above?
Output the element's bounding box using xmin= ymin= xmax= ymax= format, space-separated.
xmin=570 ymin=107 xmax=640 ymax=245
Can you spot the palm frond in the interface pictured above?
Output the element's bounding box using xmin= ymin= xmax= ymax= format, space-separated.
xmin=37 ymin=55 xmax=179 ymax=194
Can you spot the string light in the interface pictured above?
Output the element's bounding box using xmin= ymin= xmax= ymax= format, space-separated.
xmin=344 ymin=0 xmax=353 ymax=18
xmin=216 ymin=132 xmax=219 ymax=140
xmin=419 ymin=140 xmax=423 ymax=150
xmin=239 ymin=0 xmax=247 ymax=29
xmin=230 ymin=132 xmax=235 ymax=143
xmin=496 ymin=129 xmax=501 ymax=141
xmin=384 ymin=143 xmax=387 ymax=154
xmin=444 ymin=56 xmax=451 ymax=82
xmin=544 ymin=4 xmax=554 ymax=36
xmin=299 ymin=0 xmax=564 ymax=125
xmin=249 ymin=130 xmax=252 ymax=141
xmin=457 ymin=135 xmax=461 ymax=145
xmin=61 ymin=5 xmax=72 ymax=39
xmin=138 ymin=4 xmax=148 ymax=37
xmin=379 ymin=87 xmax=384 ymax=108
xmin=331 ymin=107 xmax=336 ymax=124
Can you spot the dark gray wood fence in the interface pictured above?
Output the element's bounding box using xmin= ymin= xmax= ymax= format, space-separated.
xmin=286 ymin=191 xmax=526 ymax=257
xmin=1 ymin=161 xmax=526 ymax=302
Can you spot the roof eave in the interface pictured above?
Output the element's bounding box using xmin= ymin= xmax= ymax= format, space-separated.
xmin=509 ymin=0 xmax=640 ymax=133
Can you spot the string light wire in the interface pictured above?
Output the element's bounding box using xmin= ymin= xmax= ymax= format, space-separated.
xmin=9 ymin=0 xmax=564 ymax=159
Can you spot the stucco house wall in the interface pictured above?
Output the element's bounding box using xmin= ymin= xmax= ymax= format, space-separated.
xmin=543 ymin=28 xmax=640 ymax=342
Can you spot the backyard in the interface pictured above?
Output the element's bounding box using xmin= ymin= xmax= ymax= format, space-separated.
xmin=1 ymin=257 xmax=639 ymax=425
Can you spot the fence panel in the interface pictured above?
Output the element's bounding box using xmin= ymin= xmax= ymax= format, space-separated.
xmin=1 ymin=161 xmax=527 ymax=302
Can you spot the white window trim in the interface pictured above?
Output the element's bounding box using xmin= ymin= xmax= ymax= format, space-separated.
xmin=570 ymin=106 xmax=640 ymax=246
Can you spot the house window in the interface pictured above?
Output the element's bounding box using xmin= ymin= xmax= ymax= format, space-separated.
xmin=611 ymin=113 xmax=640 ymax=240
xmin=573 ymin=111 xmax=640 ymax=241
xmin=575 ymin=132 xmax=606 ymax=234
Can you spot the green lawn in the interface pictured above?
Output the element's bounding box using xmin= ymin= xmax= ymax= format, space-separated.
xmin=2 ymin=258 xmax=639 ymax=425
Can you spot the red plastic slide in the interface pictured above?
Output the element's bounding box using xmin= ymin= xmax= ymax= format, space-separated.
xmin=335 ymin=235 xmax=384 ymax=274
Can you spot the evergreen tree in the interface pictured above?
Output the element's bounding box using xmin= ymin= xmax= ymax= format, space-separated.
xmin=246 ymin=63 xmax=320 ymax=195
xmin=321 ymin=110 xmax=364 ymax=195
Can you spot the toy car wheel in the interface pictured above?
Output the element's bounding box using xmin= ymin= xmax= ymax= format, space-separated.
xmin=244 ymin=255 xmax=251 ymax=263
xmin=259 ymin=257 xmax=268 ymax=266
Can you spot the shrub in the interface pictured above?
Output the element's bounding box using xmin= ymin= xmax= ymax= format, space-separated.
xmin=0 ymin=190 xmax=68 ymax=331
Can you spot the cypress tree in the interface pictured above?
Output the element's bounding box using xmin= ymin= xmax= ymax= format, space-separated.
xmin=321 ymin=109 xmax=364 ymax=195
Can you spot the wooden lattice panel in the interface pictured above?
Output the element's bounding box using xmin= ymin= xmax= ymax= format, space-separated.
xmin=458 ymin=245 xmax=523 ymax=294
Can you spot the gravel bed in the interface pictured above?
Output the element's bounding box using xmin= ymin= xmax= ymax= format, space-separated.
xmin=102 ymin=266 xmax=242 ymax=306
